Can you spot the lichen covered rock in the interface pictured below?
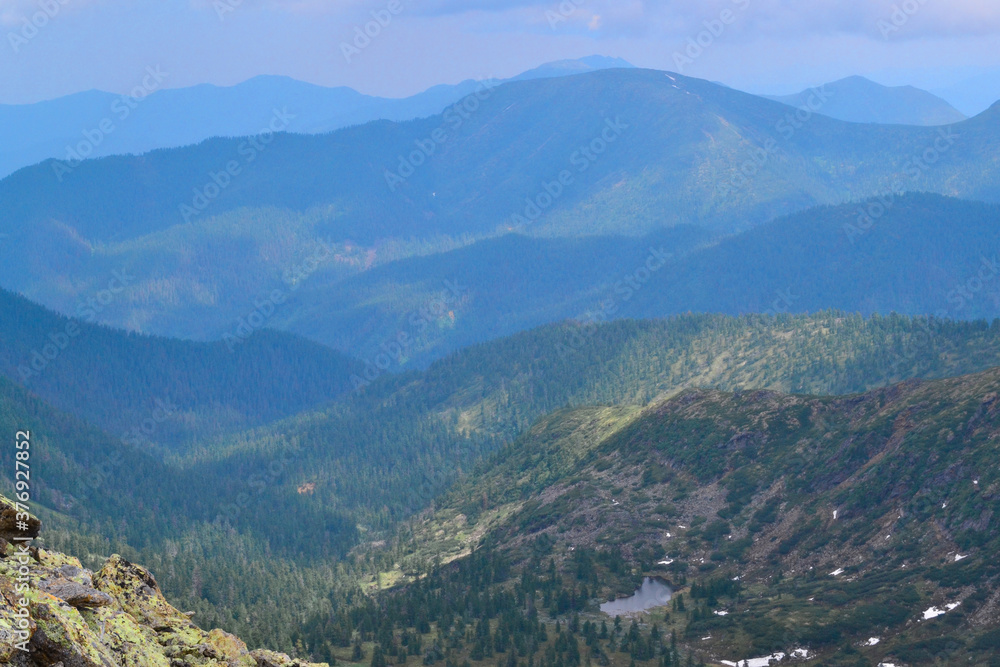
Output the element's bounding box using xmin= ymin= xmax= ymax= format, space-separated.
xmin=0 ymin=495 xmax=327 ymax=667
xmin=251 ymin=648 xmax=328 ymax=667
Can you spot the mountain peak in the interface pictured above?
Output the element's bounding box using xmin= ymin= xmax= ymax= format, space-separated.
xmin=766 ymin=75 xmax=967 ymax=125
xmin=510 ymin=55 xmax=635 ymax=82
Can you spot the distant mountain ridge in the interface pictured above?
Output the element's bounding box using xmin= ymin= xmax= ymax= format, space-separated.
xmin=0 ymin=56 xmax=634 ymax=179
xmin=2 ymin=67 xmax=999 ymax=357
xmin=766 ymin=75 xmax=967 ymax=126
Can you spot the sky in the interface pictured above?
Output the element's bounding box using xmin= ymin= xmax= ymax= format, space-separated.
xmin=2 ymin=0 xmax=1000 ymax=108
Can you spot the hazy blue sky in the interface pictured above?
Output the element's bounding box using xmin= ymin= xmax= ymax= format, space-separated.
xmin=2 ymin=0 xmax=1000 ymax=104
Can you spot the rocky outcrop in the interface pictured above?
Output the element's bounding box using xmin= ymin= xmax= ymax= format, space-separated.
xmin=0 ymin=495 xmax=328 ymax=667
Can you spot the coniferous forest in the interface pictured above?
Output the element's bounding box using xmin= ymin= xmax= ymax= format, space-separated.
xmin=3 ymin=21 xmax=1000 ymax=667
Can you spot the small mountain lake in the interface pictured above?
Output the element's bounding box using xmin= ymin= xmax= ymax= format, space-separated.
xmin=600 ymin=577 xmax=673 ymax=616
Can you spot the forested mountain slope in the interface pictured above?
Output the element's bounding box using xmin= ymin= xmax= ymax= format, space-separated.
xmin=6 ymin=192 xmax=1000 ymax=367
xmin=369 ymin=367 xmax=1000 ymax=666
xmin=9 ymin=312 xmax=1000 ymax=660
xmin=0 ymin=289 xmax=361 ymax=448
xmin=266 ymin=194 xmax=1000 ymax=363
xmin=6 ymin=67 xmax=996 ymax=247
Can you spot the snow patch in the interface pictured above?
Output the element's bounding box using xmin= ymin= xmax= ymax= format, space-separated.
xmin=721 ymin=649 xmax=810 ymax=667
xmin=714 ymin=610 xmax=729 ymax=616
xmin=658 ymin=559 xmax=674 ymax=566
xmin=955 ymin=554 xmax=968 ymax=562
xmin=866 ymin=637 xmax=880 ymax=646
xmin=922 ymin=601 xmax=961 ymax=620
xmin=829 ymin=568 xmax=845 ymax=577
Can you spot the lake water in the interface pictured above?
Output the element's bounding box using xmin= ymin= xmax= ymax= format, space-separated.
xmin=600 ymin=577 xmax=673 ymax=616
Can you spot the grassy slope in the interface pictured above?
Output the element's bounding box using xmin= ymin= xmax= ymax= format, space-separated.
xmin=14 ymin=312 xmax=1000 ymax=659
xmin=400 ymin=368 xmax=1000 ymax=665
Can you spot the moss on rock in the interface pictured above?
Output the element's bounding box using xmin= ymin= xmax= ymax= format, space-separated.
xmin=0 ymin=495 xmax=327 ymax=667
